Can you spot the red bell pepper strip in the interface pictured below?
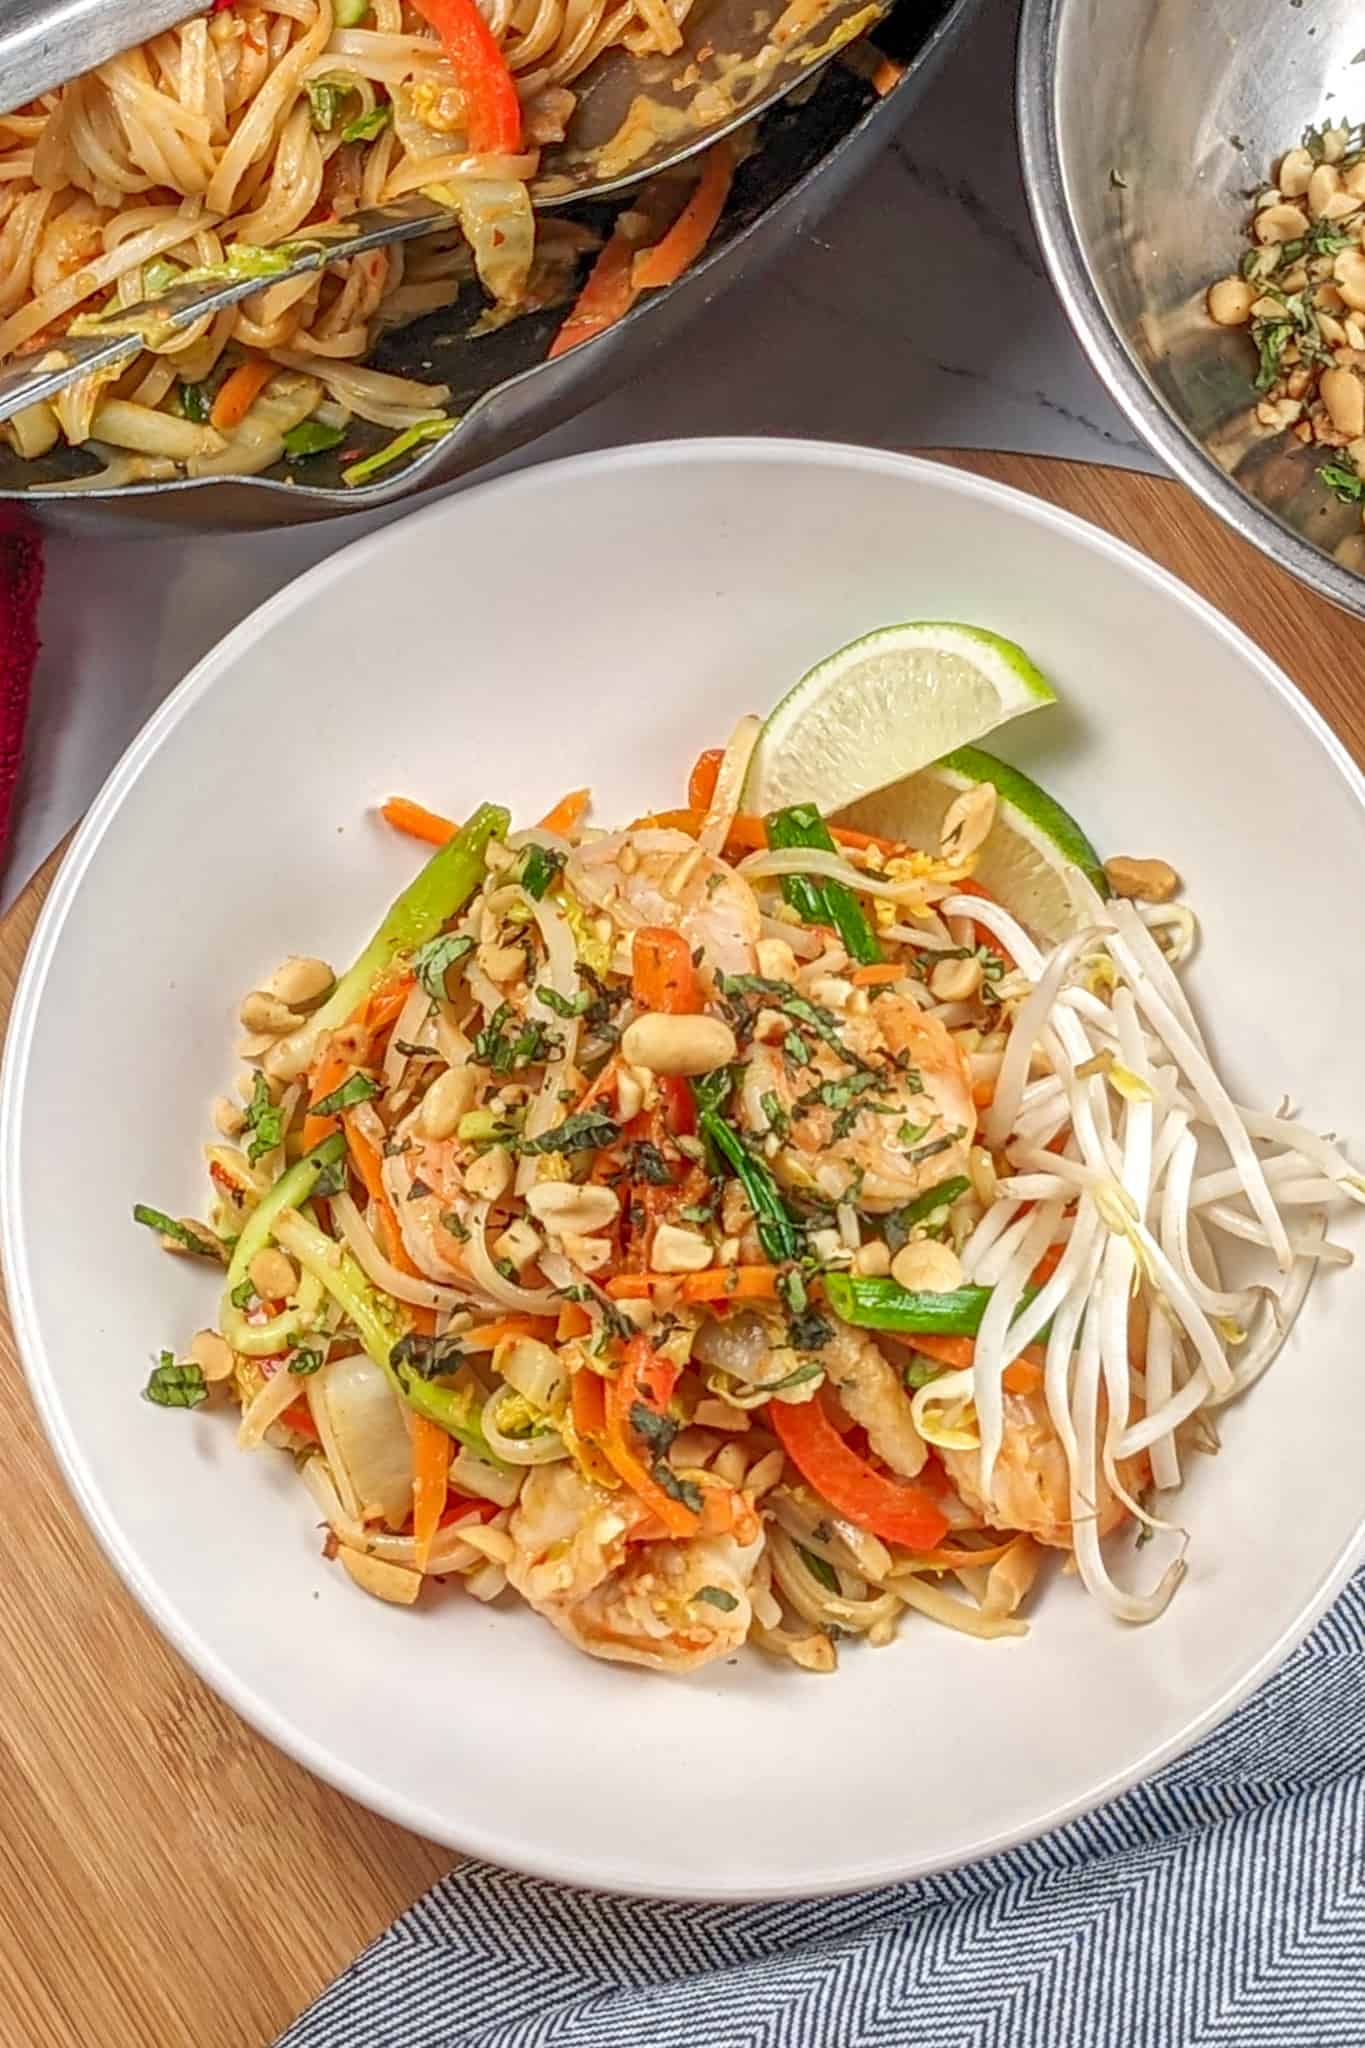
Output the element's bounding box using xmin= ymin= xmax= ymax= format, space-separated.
xmin=770 ymin=1390 xmax=950 ymax=1550
xmin=602 ymin=1336 xmax=699 ymax=1538
xmin=410 ymin=0 xmax=522 ymax=156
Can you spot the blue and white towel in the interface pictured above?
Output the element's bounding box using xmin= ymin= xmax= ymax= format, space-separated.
xmin=279 ymin=1569 xmax=1365 ymax=2048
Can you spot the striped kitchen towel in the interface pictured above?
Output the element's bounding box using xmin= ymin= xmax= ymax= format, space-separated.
xmin=278 ymin=1567 xmax=1365 ymax=2048
xmin=0 ymin=509 xmax=43 ymax=860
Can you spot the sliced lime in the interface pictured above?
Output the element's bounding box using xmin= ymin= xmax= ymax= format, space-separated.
xmin=744 ymin=622 xmax=1056 ymax=817
xmin=836 ymin=745 xmax=1108 ymax=943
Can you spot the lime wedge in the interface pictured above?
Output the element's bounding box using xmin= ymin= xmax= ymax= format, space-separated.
xmin=744 ymin=622 xmax=1056 ymax=816
xmin=836 ymin=745 xmax=1108 ymax=943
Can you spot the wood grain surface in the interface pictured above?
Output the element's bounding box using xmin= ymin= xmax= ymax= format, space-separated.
xmin=0 ymin=452 xmax=1359 ymax=2048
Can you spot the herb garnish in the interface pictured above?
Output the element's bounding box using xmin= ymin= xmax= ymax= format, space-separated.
xmin=310 ymin=1071 xmax=381 ymax=1117
xmin=288 ymin=1347 xmax=325 ymax=1376
xmin=390 ymin=1331 xmax=463 ymax=1379
xmin=625 ymin=1140 xmax=674 ymax=1186
xmin=473 ymin=1001 xmax=562 ymax=1074
xmin=230 ymin=1278 xmax=255 ymax=1311
xmin=143 ymin=1352 xmax=208 ymax=1408
xmin=1320 ymin=460 xmax=1365 ymax=504
xmin=243 ymin=1071 xmax=284 ymax=1164
xmin=132 ymin=1206 xmax=222 ymax=1260
xmin=411 ymin=931 xmax=475 ymax=1003
xmin=777 ymin=1268 xmax=833 ymax=1351
xmin=519 ymin=1109 xmax=620 ymax=1157
xmin=536 ymin=984 xmax=590 ymax=1018
xmin=629 ymin=1401 xmax=678 ymax=1454
xmin=695 ymin=1585 xmax=739 ymax=1612
xmin=519 ymin=845 xmax=566 ymax=900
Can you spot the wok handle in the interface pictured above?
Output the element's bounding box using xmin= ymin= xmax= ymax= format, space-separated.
xmin=1 ymin=0 xmax=204 ymax=115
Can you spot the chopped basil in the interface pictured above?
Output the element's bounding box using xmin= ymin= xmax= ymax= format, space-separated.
xmin=518 ymin=1109 xmax=620 ymax=1157
xmin=536 ymin=984 xmax=589 ymax=1018
xmin=651 ymin=1461 xmax=703 ymax=1514
xmin=143 ymin=1352 xmax=207 ymax=1409
xmin=519 ymin=844 xmax=565 ymax=900
xmin=694 ymin=1585 xmax=739 ymax=1612
xmin=760 ymin=1358 xmax=826 ymax=1394
xmin=132 ymin=1205 xmax=222 ymax=1260
xmin=411 ymin=931 xmax=475 ymax=1003
xmin=760 ymin=1090 xmax=790 ymax=1141
xmin=390 ymin=1331 xmax=463 ymax=1379
xmin=440 ymin=1209 xmax=471 ymax=1242
xmin=629 ymin=1401 xmax=677 ymax=1454
xmin=230 ymin=1278 xmax=255 ymax=1311
xmin=626 ymin=1140 xmax=673 ymax=1186
xmin=309 ymin=1071 xmax=380 ymax=1118
xmin=243 ymin=1071 xmax=284 ymax=1164
xmin=282 ymin=419 xmax=346 ymax=460
xmin=473 ymin=1001 xmax=561 ymax=1075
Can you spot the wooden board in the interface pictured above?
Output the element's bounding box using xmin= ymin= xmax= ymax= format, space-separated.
xmin=0 ymin=451 xmax=1359 ymax=2048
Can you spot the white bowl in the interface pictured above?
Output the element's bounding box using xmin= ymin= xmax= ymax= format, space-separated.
xmin=6 ymin=440 xmax=1365 ymax=1900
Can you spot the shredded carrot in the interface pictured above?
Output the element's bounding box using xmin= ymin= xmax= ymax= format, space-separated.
xmin=381 ymin=796 xmax=456 ymax=846
xmin=557 ymin=1300 xmax=593 ymax=1341
xmin=341 ymin=1106 xmax=436 ymax=1326
xmin=301 ymin=974 xmax=413 ymax=1150
xmin=604 ymin=1264 xmax=782 ymax=1304
xmin=828 ymin=823 xmax=903 ymax=854
xmin=870 ymin=54 xmax=905 ymax=96
xmin=411 ymin=1416 xmax=451 ymax=1568
xmin=462 ymin=1316 xmax=556 ymax=1351
xmin=907 ymin=1332 xmax=975 ymax=1372
xmin=1031 ymin=1242 xmax=1065 ymax=1286
xmin=972 ymin=1078 xmax=996 ymax=1109
xmin=1002 ymin=1355 xmax=1045 ymax=1396
xmin=209 ymin=358 xmax=275 ymax=432
xmin=569 ymin=1368 xmax=621 ymax=1489
xmin=687 ymin=748 xmax=723 ymax=813
xmin=539 ymin=787 xmax=590 ymax=835
xmin=849 ymin=962 xmax=905 ymax=987
xmin=631 ymin=141 xmax=734 ymax=291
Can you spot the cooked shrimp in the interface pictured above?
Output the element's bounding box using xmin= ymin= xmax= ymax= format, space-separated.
xmin=381 ymin=1110 xmax=479 ymax=1286
xmin=822 ymin=1322 xmax=927 ymax=1477
xmin=938 ymin=1385 xmax=1142 ymax=1550
xmin=507 ymin=1463 xmax=762 ymax=1671
xmin=569 ymin=829 xmax=760 ymax=979
xmin=740 ymin=991 xmax=975 ymax=1211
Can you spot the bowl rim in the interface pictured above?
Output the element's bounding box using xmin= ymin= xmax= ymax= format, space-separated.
xmin=1015 ymin=0 xmax=1365 ymax=625
xmin=5 ymin=435 xmax=1365 ymax=1898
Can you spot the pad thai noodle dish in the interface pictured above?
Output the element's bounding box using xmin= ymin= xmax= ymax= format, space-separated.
xmin=137 ymin=701 xmax=1364 ymax=1674
xmin=0 ymin=0 xmax=743 ymax=489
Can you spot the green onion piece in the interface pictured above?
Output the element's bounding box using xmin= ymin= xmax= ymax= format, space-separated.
xmin=765 ymin=804 xmax=881 ymax=965
xmin=824 ymin=1272 xmax=1041 ymax=1336
xmin=334 ymin=0 xmax=370 ymax=21
xmin=342 ymin=102 xmax=392 ymax=143
xmin=272 ymin=801 xmax=509 ymax=1076
xmin=341 ymin=416 xmax=457 ymax=488
xmin=177 ymin=381 xmax=212 ymax=424
xmin=699 ymin=1112 xmax=800 ymax=1263
xmin=282 ymin=418 xmax=346 ymax=459
xmin=884 ymin=1175 xmax=971 ymax=1251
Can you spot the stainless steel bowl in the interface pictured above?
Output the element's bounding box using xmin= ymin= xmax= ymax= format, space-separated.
xmin=3 ymin=0 xmax=978 ymax=533
xmin=1019 ymin=0 xmax=1365 ymax=618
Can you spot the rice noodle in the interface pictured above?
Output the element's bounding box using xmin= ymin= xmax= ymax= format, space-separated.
xmin=332 ymin=1190 xmax=467 ymax=1313
xmin=698 ymin=716 xmax=760 ymax=855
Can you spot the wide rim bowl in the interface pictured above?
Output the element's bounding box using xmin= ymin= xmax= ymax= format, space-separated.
xmin=1016 ymin=0 xmax=1365 ymax=623
xmin=5 ymin=439 xmax=1365 ymax=1899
